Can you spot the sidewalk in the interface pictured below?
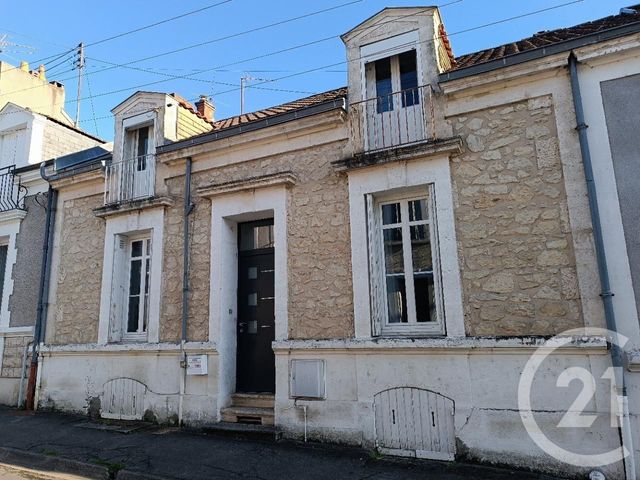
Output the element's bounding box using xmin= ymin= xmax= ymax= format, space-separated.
xmin=0 ymin=407 xmax=562 ymax=480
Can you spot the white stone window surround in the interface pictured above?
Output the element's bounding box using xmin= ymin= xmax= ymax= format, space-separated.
xmin=348 ymin=155 xmax=465 ymax=338
xmin=207 ymin=185 xmax=288 ymax=408
xmin=370 ymin=186 xmax=445 ymax=336
xmin=97 ymin=207 xmax=164 ymax=345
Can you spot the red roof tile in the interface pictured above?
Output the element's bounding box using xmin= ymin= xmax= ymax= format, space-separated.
xmin=452 ymin=5 xmax=640 ymax=71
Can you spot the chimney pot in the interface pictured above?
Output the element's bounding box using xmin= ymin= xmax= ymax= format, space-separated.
xmin=19 ymin=61 xmax=29 ymax=72
xmin=38 ymin=64 xmax=46 ymax=81
xmin=195 ymin=95 xmax=215 ymax=122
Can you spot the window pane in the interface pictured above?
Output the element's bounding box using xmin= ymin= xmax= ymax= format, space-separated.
xmin=127 ymin=296 xmax=139 ymax=333
xmin=142 ymin=293 xmax=149 ymax=332
xmin=137 ymin=127 xmax=150 ymax=158
xmin=399 ymin=50 xmax=419 ymax=107
xmin=144 ymin=258 xmax=150 ymax=295
xmin=408 ymin=198 xmax=428 ymax=222
xmin=0 ymin=245 xmax=8 ymax=308
xmin=386 ymin=276 xmax=408 ymax=323
xmin=381 ymin=203 xmax=401 ymax=225
xmin=383 ymin=228 xmax=404 ymax=274
xmin=414 ymin=272 xmax=436 ymax=323
xmin=131 ymin=240 xmax=143 ymax=258
xmin=410 ymin=225 xmax=432 ymax=272
xmin=239 ymin=223 xmax=274 ymax=251
xmin=129 ymin=259 xmax=142 ymax=295
xmin=375 ymin=57 xmax=393 ymax=113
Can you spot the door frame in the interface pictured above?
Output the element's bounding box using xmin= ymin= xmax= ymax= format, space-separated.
xmin=207 ymin=185 xmax=289 ymax=416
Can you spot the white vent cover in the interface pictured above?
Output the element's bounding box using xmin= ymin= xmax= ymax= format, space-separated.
xmin=290 ymin=359 xmax=325 ymax=399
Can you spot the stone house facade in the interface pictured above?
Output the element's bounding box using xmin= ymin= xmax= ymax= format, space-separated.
xmin=32 ymin=5 xmax=640 ymax=479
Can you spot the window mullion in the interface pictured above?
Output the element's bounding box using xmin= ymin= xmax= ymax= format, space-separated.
xmin=400 ymin=201 xmax=417 ymax=324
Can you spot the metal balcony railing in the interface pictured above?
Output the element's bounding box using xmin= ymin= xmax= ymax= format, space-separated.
xmin=0 ymin=165 xmax=26 ymax=212
xmin=351 ymin=85 xmax=435 ymax=154
xmin=104 ymin=154 xmax=156 ymax=205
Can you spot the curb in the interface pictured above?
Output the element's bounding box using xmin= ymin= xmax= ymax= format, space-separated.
xmin=0 ymin=447 xmax=110 ymax=479
xmin=115 ymin=470 xmax=174 ymax=480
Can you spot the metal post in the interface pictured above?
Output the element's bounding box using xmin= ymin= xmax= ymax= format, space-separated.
xmin=75 ymin=42 xmax=84 ymax=127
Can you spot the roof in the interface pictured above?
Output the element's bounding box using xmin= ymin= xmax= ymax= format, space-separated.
xmin=452 ymin=5 xmax=640 ymax=71
xmin=210 ymin=87 xmax=348 ymax=131
xmin=42 ymin=113 xmax=105 ymax=143
xmin=169 ymin=92 xmax=215 ymax=126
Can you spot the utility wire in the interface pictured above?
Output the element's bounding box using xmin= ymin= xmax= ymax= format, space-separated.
xmin=84 ymin=0 xmax=234 ymax=48
xmin=0 ymin=0 xmax=364 ymax=99
xmin=0 ymin=0 xmax=583 ymax=123
xmin=0 ymin=0 xmax=235 ymax=76
xmin=84 ymin=60 xmax=100 ymax=137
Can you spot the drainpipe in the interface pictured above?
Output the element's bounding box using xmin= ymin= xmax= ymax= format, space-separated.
xmin=26 ymin=165 xmax=57 ymax=410
xmin=178 ymin=157 xmax=194 ymax=425
xmin=568 ymin=52 xmax=636 ymax=479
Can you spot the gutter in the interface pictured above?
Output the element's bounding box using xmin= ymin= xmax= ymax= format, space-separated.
xmin=25 ymin=164 xmax=58 ymax=410
xmin=156 ymin=98 xmax=346 ymax=155
xmin=441 ymin=21 xmax=640 ymax=83
xmin=178 ymin=157 xmax=194 ymax=425
xmin=568 ymin=51 xmax=636 ymax=479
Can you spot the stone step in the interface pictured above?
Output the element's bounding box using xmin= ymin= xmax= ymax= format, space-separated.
xmin=220 ymin=406 xmax=274 ymax=426
xmin=230 ymin=393 xmax=275 ymax=409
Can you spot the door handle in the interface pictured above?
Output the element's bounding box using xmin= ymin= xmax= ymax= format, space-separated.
xmin=238 ymin=322 xmax=247 ymax=327
xmin=260 ymin=325 xmax=272 ymax=328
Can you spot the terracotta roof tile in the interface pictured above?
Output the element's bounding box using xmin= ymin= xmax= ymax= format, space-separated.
xmin=210 ymin=87 xmax=347 ymax=132
xmin=451 ymin=5 xmax=640 ymax=71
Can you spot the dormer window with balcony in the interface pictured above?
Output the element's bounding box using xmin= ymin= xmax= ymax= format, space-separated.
xmin=105 ymin=116 xmax=156 ymax=205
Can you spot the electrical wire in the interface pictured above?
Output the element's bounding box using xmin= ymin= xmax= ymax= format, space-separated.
xmin=0 ymin=0 xmax=584 ymax=124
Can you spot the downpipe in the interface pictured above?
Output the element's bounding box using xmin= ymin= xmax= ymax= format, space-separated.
xmin=179 ymin=157 xmax=194 ymax=426
xmin=26 ymin=166 xmax=57 ymax=410
xmin=568 ymin=52 xmax=636 ymax=479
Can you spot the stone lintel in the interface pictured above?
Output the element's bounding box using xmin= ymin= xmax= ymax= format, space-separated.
xmin=196 ymin=171 xmax=297 ymax=198
xmin=93 ymin=196 xmax=175 ymax=219
xmin=332 ymin=136 xmax=463 ymax=172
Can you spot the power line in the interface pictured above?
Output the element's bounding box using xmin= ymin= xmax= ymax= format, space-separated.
xmin=0 ymin=0 xmax=583 ymax=125
xmin=212 ymin=0 xmax=584 ymax=97
xmin=0 ymin=0 xmax=235 ymax=77
xmin=84 ymin=0 xmax=234 ymax=48
xmin=0 ymin=0 xmax=364 ymax=99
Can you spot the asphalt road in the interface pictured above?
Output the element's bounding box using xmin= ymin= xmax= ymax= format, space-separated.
xmin=0 ymin=407 xmax=562 ymax=480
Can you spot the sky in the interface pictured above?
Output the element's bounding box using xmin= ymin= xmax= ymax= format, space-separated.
xmin=0 ymin=0 xmax=628 ymax=140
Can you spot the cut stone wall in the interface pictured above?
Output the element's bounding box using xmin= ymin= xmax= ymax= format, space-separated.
xmin=1 ymin=335 xmax=30 ymax=378
xmin=190 ymin=139 xmax=353 ymax=339
xmin=51 ymin=194 xmax=105 ymax=344
xmin=450 ymin=95 xmax=583 ymax=336
xmin=160 ymin=178 xmax=211 ymax=343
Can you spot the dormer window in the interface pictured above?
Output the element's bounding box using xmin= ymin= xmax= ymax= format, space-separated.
xmin=105 ymin=116 xmax=156 ymax=205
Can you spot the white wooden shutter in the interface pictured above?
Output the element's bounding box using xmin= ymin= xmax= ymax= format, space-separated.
xmin=109 ymin=236 xmax=127 ymax=342
xmin=366 ymin=194 xmax=385 ymax=336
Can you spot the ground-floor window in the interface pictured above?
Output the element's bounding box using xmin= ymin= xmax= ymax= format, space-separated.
xmin=125 ymin=236 xmax=151 ymax=341
xmin=368 ymin=185 xmax=444 ymax=336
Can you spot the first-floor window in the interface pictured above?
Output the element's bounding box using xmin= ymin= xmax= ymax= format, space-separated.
xmin=124 ymin=236 xmax=151 ymax=341
xmin=368 ymin=185 xmax=444 ymax=336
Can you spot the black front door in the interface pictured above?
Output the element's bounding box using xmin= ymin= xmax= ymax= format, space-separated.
xmin=236 ymin=219 xmax=275 ymax=393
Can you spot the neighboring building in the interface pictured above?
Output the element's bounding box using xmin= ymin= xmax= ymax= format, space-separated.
xmin=34 ymin=5 xmax=640 ymax=479
xmin=0 ymin=99 xmax=104 ymax=406
xmin=0 ymin=61 xmax=75 ymax=125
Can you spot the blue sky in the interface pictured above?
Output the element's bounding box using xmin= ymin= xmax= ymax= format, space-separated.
xmin=0 ymin=0 xmax=627 ymax=140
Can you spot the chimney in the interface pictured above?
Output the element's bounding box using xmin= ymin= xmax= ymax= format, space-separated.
xmin=19 ymin=61 xmax=29 ymax=72
xmin=195 ymin=95 xmax=215 ymax=122
xmin=38 ymin=64 xmax=46 ymax=81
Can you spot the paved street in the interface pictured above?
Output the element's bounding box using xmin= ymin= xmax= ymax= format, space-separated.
xmin=0 ymin=407 xmax=561 ymax=480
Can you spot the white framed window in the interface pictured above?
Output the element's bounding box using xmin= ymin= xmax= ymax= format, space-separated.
xmin=368 ymin=185 xmax=445 ymax=336
xmin=123 ymin=235 xmax=151 ymax=342
xmin=365 ymin=50 xmax=419 ymax=112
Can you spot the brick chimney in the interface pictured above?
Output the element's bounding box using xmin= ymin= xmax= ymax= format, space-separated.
xmin=195 ymin=95 xmax=215 ymax=122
